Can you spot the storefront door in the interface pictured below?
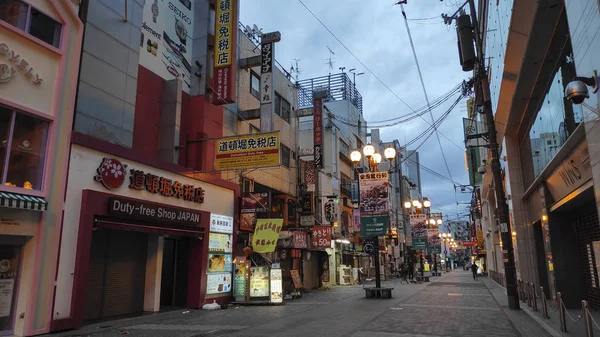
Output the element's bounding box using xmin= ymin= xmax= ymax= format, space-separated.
xmin=0 ymin=244 xmax=20 ymax=335
xmin=160 ymin=238 xmax=190 ymax=308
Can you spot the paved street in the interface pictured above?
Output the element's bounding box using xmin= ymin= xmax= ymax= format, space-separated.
xmin=50 ymin=271 xmax=554 ymax=337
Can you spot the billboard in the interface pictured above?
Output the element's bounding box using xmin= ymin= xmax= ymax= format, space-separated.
xmin=358 ymin=172 xmax=389 ymax=214
xmin=410 ymin=214 xmax=427 ymax=249
xmin=140 ymin=0 xmax=194 ymax=93
xmin=215 ymin=132 xmax=280 ymax=170
xmin=213 ymin=0 xmax=238 ymax=104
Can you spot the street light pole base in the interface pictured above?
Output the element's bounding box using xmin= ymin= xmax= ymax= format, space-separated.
xmin=508 ymin=295 xmax=520 ymax=310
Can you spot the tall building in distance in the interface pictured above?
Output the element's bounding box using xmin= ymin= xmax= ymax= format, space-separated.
xmin=405 ymin=150 xmax=422 ymax=198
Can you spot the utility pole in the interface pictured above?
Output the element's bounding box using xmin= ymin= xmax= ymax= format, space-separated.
xmin=463 ymin=0 xmax=519 ymax=309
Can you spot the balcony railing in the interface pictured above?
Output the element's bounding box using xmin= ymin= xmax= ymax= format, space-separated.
xmin=297 ymin=73 xmax=363 ymax=115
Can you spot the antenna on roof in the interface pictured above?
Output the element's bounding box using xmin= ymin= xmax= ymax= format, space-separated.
xmin=292 ymin=58 xmax=301 ymax=81
xmin=326 ymin=46 xmax=335 ymax=74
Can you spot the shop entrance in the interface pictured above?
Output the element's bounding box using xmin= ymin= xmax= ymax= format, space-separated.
xmin=0 ymin=241 xmax=22 ymax=336
xmin=160 ymin=237 xmax=190 ymax=308
xmin=83 ymin=229 xmax=148 ymax=322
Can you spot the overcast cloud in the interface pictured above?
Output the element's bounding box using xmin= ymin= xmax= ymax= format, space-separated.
xmin=240 ymin=0 xmax=473 ymax=221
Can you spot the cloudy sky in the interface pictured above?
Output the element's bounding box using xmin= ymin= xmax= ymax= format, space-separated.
xmin=240 ymin=0 xmax=474 ymax=221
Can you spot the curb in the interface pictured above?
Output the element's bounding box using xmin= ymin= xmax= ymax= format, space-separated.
xmin=520 ymin=305 xmax=563 ymax=337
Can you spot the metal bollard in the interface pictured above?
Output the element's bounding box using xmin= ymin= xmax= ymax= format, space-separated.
xmin=541 ymin=286 xmax=549 ymax=319
xmin=583 ymin=300 xmax=593 ymax=337
xmin=558 ymin=292 xmax=567 ymax=332
xmin=527 ymin=282 xmax=532 ymax=307
xmin=532 ymin=283 xmax=538 ymax=311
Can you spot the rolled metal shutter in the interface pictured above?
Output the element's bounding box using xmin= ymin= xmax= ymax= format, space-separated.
xmin=576 ymin=203 xmax=600 ymax=309
xmin=83 ymin=230 xmax=109 ymax=321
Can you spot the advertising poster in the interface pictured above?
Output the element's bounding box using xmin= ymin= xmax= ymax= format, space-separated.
xmin=252 ymin=219 xmax=283 ymax=253
xmin=140 ymin=0 xmax=194 ymax=93
xmin=270 ymin=268 xmax=283 ymax=303
xmin=241 ymin=192 xmax=270 ymax=213
xmin=215 ymin=132 xmax=280 ymax=170
xmin=410 ymin=214 xmax=428 ymax=249
xmin=207 ymin=254 xmax=232 ymax=273
xmin=208 ymin=233 xmax=232 ymax=253
xmin=240 ymin=212 xmax=257 ymax=231
xmin=358 ymin=172 xmax=389 ymax=214
xmin=0 ymin=279 xmax=14 ymax=317
xmin=249 ymin=266 xmax=270 ymax=297
xmin=428 ymin=228 xmax=441 ymax=254
xmin=206 ymin=273 xmax=231 ymax=294
xmin=311 ymin=226 xmax=332 ymax=249
xmin=233 ymin=260 xmax=247 ymax=297
xmin=209 ymin=214 xmax=234 ymax=234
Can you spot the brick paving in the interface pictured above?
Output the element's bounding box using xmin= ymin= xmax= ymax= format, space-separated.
xmin=50 ymin=271 xmax=555 ymax=337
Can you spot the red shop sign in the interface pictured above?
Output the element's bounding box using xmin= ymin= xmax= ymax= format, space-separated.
xmin=311 ymin=226 xmax=332 ymax=249
xmin=293 ymin=231 xmax=308 ymax=249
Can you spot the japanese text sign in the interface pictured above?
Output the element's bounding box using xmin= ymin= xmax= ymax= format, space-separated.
xmin=215 ymin=132 xmax=280 ymax=170
xmin=410 ymin=214 xmax=428 ymax=249
xmin=360 ymin=214 xmax=388 ymax=238
xmin=251 ymin=219 xmax=283 ymax=253
xmin=311 ymin=226 xmax=332 ymax=249
xmin=313 ymin=97 xmax=323 ymax=168
xmin=213 ymin=0 xmax=237 ymax=104
xmin=210 ymin=213 xmax=234 ymax=234
xmin=304 ymin=160 xmax=316 ymax=185
xmin=358 ymin=172 xmax=389 ymax=214
xmin=293 ymin=231 xmax=308 ymax=249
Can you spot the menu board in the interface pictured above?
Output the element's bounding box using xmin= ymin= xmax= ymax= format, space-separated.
xmin=233 ymin=261 xmax=247 ymax=297
xmin=207 ymin=254 xmax=232 ymax=273
xmin=270 ymin=268 xmax=283 ymax=303
xmin=290 ymin=269 xmax=303 ymax=289
xmin=249 ymin=266 xmax=270 ymax=297
xmin=209 ymin=233 xmax=232 ymax=253
xmin=206 ymin=273 xmax=231 ymax=294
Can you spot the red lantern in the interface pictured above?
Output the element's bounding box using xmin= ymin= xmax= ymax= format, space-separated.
xmin=243 ymin=246 xmax=253 ymax=257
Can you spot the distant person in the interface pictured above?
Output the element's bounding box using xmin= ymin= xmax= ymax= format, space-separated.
xmin=408 ymin=263 xmax=414 ymax=280
xmin=471 ymin=263 xmax=478 ymax=280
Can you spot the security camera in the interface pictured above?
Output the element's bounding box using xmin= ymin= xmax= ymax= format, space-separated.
xmin=477 ymin=163 xmax=487 ymax=175
xmin=565 ymin=70 xmax=598 ymax=105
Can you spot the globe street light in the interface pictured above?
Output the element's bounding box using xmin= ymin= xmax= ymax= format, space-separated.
xmin=372 ymin=153 xmax=382 ymax=164
xmin=404 ymin=201 xmax=412 ymax=209
xmin=423 ymin=198 xmax=431 ymax=208
xmin=363 ymin=144 xmax=375 ymax=158
xmin=437 ymin=219 xmax=443 ymax=225
xmin=384 ymin=146 xmax=396 ymax=161
xmin=350 ymin=150 xmax=362 ymax=163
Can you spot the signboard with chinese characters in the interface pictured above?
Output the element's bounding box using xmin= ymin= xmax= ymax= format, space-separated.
xmin=212 ymin=0 xmax=237 ymax=104
xmin=313 ymin=97 xmax=324 ymax=168
xmin=260 ymin=42 xmax=273 ymax=104
xmin=358 ymin=172 xmax=389 ymax=214
xmin=311 ymin=226 xmax=332 ymax=249
xmin=353 ymin=209 xmax=360 ymax=232
xmin=241 ymin=192 xmax=270 ymax=213
xmin=350 ymin=180 xmax=359 ymax=203
xmin=293 ymin=231 xmax=308 ymax=249
xmin=251 ymin=219 xmax=283 ymax=253
xmin=300 ymin=192 xmax=313 ymax=215
xmin=139 ymin=0 xmax=194 ymax=93
xmin=210 ymin=213 xmax=233 ymax=233
xmin=410 ymin=214 xmax=428 ymax=249
xmin=304 ymin=160 xmax=316 ymax=185
xmin=360 ymin=214 xmax=388 ymax=237
xmin=108 ymin=197 xmax=201 ymax=226
xmin=206 ymin=273 xmax=231 ymax=294
xmin=324 ymin=200 xmax=336 ymax=223
xmin=427 ymin=228 xmax=441 ymax=254
xmin=209 ymin=233 xmax=232 ymax=253
xmin=215 ymin=132 xmax=280 ymax=170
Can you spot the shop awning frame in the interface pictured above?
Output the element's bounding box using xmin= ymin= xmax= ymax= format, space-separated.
xmin=94 ymin=218 xmax=204 ymax=238
xmin=0 ymin=191 xmax=48 ymax=211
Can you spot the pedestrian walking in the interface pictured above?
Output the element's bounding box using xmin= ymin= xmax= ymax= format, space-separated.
xmin=471 ymin=263 xmax=478 ymax=280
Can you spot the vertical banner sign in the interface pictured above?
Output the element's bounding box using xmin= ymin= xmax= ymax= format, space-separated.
xmin=213 ymin=0 xmax=237 ymax=104
xmin=353 ymin=209 xmax=361 ymax=233
xmin=233 ymin=258 xmax=247 ymax=297
xmin=410 ymin=214 xmax=428 ymax=249
xmin=359 ymin=172 xmax=389 ymax=237
xmin=350 ymin=180 xmax=360 ymax=203
xmin=427 ymin=228 xmax=441 ymax=254
xmin=311 ymin=226 xmax=332 ymax=249
xmin=304 ymin=161 xmax=316 ymax=185
xmin=313 ymin=97 xmax=324 ymax=168
xmin=259 ymin=31 xmax=281 ymax=132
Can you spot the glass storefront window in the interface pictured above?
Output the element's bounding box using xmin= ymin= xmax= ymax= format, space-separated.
xmin=529 ymin=67 xmax=569 ymax=178
xmin=0 ymin=108 xmax=49 ymax=191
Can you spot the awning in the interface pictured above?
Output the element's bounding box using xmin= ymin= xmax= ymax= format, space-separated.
xmin=0 ymin=191 xmax=48 ymax=211
xmin=94 ymin=218 xmax=204 ymax=238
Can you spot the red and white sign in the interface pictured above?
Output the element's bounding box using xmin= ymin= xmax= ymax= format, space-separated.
xmin=293 ymin=231 xmax=308 ymax=249
xmin=305 ymin=161 xmax=316 ymax=185
xmin=313 ymin=98 xmax=323 ymax=168
xmin=311 ymin=226 xmax=332 ymax=249
xmin=462 ymin=241 xmax=478 ymax=247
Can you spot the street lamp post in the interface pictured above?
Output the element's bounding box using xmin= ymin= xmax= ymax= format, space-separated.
xmin=351 ymin=145 xmax=397 ymax=289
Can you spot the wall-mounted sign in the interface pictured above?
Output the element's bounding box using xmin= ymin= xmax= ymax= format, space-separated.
xmin=311 ymin=226 xmax=332 ymax=249
xmin=241 ymin=192 xmax=270 ymax=213
xmin=313 ymin=97 xmax=324 ymax=168
xmin=300 ymin=215 xmax=313 ymax=227
xmin=215 ymin=132 xmax=280 ymax=170
xmin=304 ymin=160 xmax=316 ymax=185
xmin=300 ymin=192 xmax=313 ymax=215
xmin=94 ymin=158 xmax=206 ymax=204
xmin=207 ymin=253 xmax=232 ymax=273
xmin=360 ymin=214 xmax=388 ymax=238
xmin=209 ymin=233 xmax=232 ymax=253
xmin=324 ymin=200 xmax=336 ymax=223
xmin=547 ymin=141 xmax=591 ymax=203
xmin=270 ymin=268 xmax=283 ymax=304
xmin=0 ymin=43 xmax=42 ymax=84
xmin=353 ymin=209 xmax=360 ymax=233
xmin=139 ymin=0 xmax=194 ymax=92
xmin=212 ymin=0 xmax=238 ymax=104
xmin=252 ymin=219 xmax=283 ymax=253
xmin=249 ymin=266 xmax=269 ymax=297
xmin=240 ymin=212 xmax=257 ymax=231
xmin=293 ymin=231 xmax=308 ymax=249
xmin=206 ymin=273 xmax=231 ymax=294
xmin=108 ymin=197 xmax=201 ymax=226
xmin=350 ymin=180 xmax=359 ymax=203
xmin=210 ymin=213 xmax=233 ymax=234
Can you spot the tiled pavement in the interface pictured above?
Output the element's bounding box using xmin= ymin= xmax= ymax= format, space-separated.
xmin=50 ymin=271 xmax=556 ymax=337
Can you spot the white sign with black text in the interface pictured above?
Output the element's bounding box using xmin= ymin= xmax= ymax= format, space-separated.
xmin=210 ymin=214 xmax=234 ymax=234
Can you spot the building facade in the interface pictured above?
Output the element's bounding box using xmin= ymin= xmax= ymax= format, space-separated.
xmin=0 ymin=1 xmax=83 ymax=335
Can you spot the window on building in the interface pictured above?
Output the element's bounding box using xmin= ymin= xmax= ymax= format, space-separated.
xmin=281 ymin=144 xmax=290 ymax=168
xmin=0 ymin=107 xmax=50 ymax=191
xmin=274 ymin=93 xmax=291 ymax=123
xmin=340 ymin=140 xmax=350 ymax=157
xmin=250 ymin=71 xmax=260 ymax=99
xmin=0 ymin=1 xmax=62 ymax=48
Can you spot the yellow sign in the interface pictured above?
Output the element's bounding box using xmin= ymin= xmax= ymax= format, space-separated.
xmin=467 ymin=98 xmax=475 ymax=118
xmin=251 ymin=219 xmax=283 ymax=253
xmin=214 ymin=0 xmax=233 ymax=67
xmin=215 ymin=132 xmax=280 ymax=170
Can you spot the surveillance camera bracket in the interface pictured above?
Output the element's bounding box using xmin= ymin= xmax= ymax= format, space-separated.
xmin=575 ymin=70 xmax=599 ymax=93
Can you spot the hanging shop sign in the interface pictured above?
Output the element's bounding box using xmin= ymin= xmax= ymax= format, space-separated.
xmin=207 ymin=253 xmax=232 ymax=273
xmin=0 ymin=43 xmax=42 ymax=84
xmin=251 ymin=219 xmax=283 ymax=253
xmin=241 ymin=192 xmax=270 ymax=213
xmin=208 ymin=233 xmax=232 ymax=253
xmin=427 ymin=228 xmax=441 ymax=254
xmin=410 ymin=214 xmax=428 ymax=249
xmin=313 ymin=97 xmax=324 ymax=168
xmin=249 ymin=266 xmax=270 ymax=297
xmin=300 ymin=192 xmax=314 ymax=215
xmin=546 ymin=141 xmax=592 ymax=203
xmin=108 ymin=197 xmax=201 ymax=225
xmin=206 ymin=273 xmax=231 ymax=294
xmin=240 ymin=213 xmax=257 ymax=231
xmin=353 ymin=209 xmax=360 ymax=233
xmin=311 ymin=226 xmax=332 ymax=249
xmin=209 ymin=213 xmax=234 ymax=234
xmin=215 ymin=132 xmax=280 ymax=170
xmin=212 ymin=0 xmax=238 ymax=103
xmin=233 ymin=258 xmax=247 ymax=297
xmin=350 ymin=180 xmax=360 ymax=203
xmin=300 ymin=215 xmax=313 ymax=227
xmin=324 ymin=200 xmax=336 ymax=223
xmin=293 ymin=231 xmax=308 ymax=249
xmin=358 ymin=172 xmax=389 ymax=214
xmin=305 ymin=161 xmax=316 ymax=185
xmin=360 ymin=214 xmax=388 ymax=237
xmin=270 ymin=268 xmax=283 ymax=304
xmin=95 ymin=158 xmax=205 ymax=204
